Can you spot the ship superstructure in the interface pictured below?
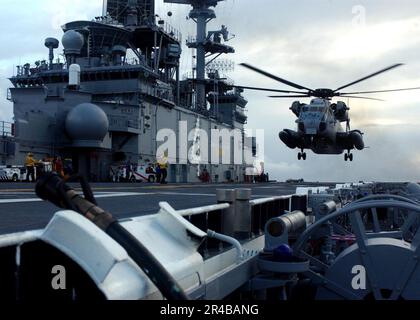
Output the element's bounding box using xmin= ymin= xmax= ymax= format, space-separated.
xmin=6 ymin=0 xmax=251 ymax=182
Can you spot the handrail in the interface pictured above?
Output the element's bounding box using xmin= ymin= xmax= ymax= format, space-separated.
xmin=250 ymin=196 xmax=292 ymax=207
xmin=177 ymin=203 xmax=230 ymax=217
xmin=0 ymin=121 xmax=13 ymax=137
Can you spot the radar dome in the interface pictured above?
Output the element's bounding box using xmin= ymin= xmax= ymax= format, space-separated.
xmin=62 ymin=30 xmax=84 ymax=55
xmin=65 ymin=103 xmax=109 ymax=148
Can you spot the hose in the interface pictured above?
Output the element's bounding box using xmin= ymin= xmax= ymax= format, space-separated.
xmin=207 ymin=230 xmax=243 ymax=261
xmin=36 ymin=173 xmax=189 ymax=300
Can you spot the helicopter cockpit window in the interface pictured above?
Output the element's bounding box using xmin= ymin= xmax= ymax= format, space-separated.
xmin=302 ymin=106 xmax=325 ymax=113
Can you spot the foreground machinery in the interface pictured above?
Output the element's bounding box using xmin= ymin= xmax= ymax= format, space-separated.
xmin=6 ymin=0 xmax=251 ymax=182
xmin=1 ymin=178 xmax=420 ymax=300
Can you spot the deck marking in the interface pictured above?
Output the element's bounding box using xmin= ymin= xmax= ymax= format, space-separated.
xmin=0 ymin=192 xmax=153 ymax=204
xmin=157 ymin=192 xmax=216 ymax=197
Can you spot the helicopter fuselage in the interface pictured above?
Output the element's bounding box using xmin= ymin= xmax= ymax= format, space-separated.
xmin=297 ymin=98 xmax=343 ymax=154
xmin=279 ymin=98 xmax=365 ymax=159
xmin=239 ymin=62 xmax=416 ymax=161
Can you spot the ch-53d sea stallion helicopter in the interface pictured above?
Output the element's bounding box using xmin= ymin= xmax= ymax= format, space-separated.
xmin=237 ymin=63 xmax=420 ymax=161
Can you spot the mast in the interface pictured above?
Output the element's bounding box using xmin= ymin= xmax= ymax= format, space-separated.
xmin=102 ymin=0 xmax=107 ymax=16
xmin=164 ymin=0 xmax=225 ymax=111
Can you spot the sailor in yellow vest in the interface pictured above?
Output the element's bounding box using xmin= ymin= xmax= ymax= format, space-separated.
xmin=158 ymin=156 xmax=168 ymax=184
xmin=25 ymin=153 xmax=38 ymax=182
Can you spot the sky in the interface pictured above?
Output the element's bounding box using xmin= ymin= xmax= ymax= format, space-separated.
xmin=1 ymin=0 xmax=420 ymax=182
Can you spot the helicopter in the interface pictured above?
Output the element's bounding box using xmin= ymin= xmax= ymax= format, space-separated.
xmin=237 ymin=63 xmax=420 ymax=161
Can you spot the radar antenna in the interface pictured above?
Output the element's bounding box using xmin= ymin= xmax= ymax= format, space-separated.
xmin=164 ymin=0 xmax=231 ymax=111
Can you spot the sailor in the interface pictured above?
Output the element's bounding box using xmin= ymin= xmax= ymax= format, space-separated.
xmin=25 ymin=153 xmax=38 ymax=182
xmin=53 ymin=156 xmax=64 ymax=177
xmin=158 ymin=157 xmax=168 ymax=185
xmin=199 ymin=168 xmax=210 ymax=183
xmin=125 ymin=159 xmax=132 ymax=182
xmin=155 ymin=163 xmax=162 ymax=184
xmin=109 ymin=166 xmax=116 ymax=182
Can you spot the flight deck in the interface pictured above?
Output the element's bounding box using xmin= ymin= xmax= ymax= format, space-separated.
xmin=0 ymin=181 xmax=333 ymax=235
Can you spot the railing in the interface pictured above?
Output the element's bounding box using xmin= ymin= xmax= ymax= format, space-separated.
xmin=140 ymin=85 xmax=175 ymax=103
xmin=186 ymin=36 xmax=197 ymax=45
xmin=0 ymin=121 xmax=13 ymax=137
xmin=179 ymin=190 xmax=308 ymax=258
xmin=178 ymin=203 xmax=230 ymax=217
xmin=181 ymin=203 xmax=229 ymax=258
xmin=159 ymin=21 xmax=182 ymax=43
xmin=108 ymin=115 xmax=140 ymax=132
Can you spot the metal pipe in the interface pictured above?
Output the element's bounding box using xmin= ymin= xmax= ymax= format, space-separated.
xmin=176 ymin=65 xmax=180 ymax=105
xmin=207 ymin=230 xmax=243 ymax=262
xmin=266 ymin=211 xmax=307 ymax=238
xmin=178 ymin=203 xmax=230 ymax=217
xmin=250 ymin=196 xmax=291 ymax=206
xmin=319 ymin=201 xmax=337 ymax=215
xmin=0 ymin=230 xmax=42 ymax=249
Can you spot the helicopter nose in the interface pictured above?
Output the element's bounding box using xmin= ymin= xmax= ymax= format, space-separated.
xmin=304 ymin=120 xmax=320 ymax=135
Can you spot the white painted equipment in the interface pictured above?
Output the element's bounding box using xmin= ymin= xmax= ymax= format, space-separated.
xmin=68 ymin=64 xmax=81 ymax=87
xmin=0 ymin=201 xmax=265 ymax=300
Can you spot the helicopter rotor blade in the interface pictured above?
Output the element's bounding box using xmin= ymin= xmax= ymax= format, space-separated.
xmin=334 ymin=63 xmax=404 ymax=92
xmin=269 ymin=95 xmax=311 ymax=98
xmin=339 ymin=95 xmax=385 ymax=101
xmin=233 ymin=85 xmax=306 ymax=94
xmin=240 ymin=63 xmax=313 ymax=91
xmin=339 ymin=86 xmax=420 ymax=95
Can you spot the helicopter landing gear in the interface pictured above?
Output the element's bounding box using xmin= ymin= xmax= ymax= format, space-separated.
xmin=298 ymin=151 xmax=307 ymax=161
xmin=344 ymin=152 xmax=354 ymax=162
